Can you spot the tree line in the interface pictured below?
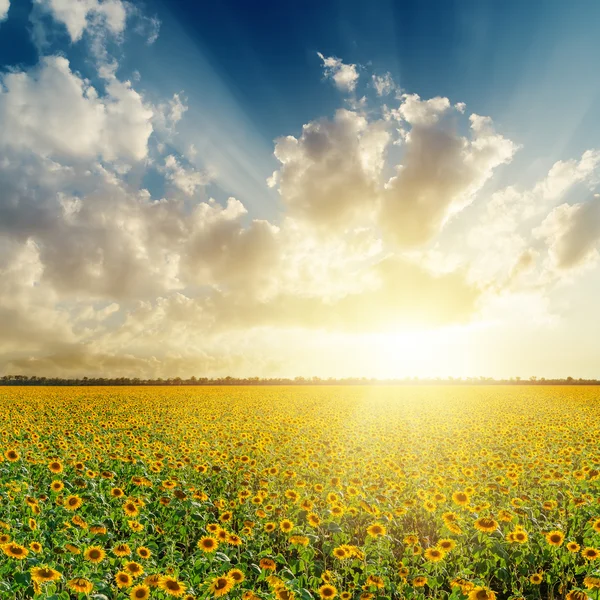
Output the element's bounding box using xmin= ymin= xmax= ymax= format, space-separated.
xmin=0 ymin=375 xmax=597 ymax=386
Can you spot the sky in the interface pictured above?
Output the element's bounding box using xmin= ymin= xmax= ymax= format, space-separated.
xmin=1 ymin=0 xmax=600 ymax=379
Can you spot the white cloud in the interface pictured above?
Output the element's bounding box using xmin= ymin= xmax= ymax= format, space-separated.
xmin=271 ymin=108 xmax=390 ymax=229
xmin=467 ymin=149 xmax=600 ymax=288
xmin=0 ymin=56 xmax=153 ymax=162
xmin=381 ymin=100 xmax=518 ymax=247
xmin=396 ymin=93 xmax=451 ymax=126
xmin=0 ymin=0 xmax=9 ymax=22
xmin=163 ymin=155 xmax=207 ymax=196
xmin=153 ymin=93 xmax=188 ymax=135
xmin=34 ymin=0 xmax=127 ymax=42
xmin=534 ymin=198 xmax=600 ymax=271
xmin=317 ymin=52 xmax=359 ymax=93
xmin=372 ymin=73 xmax=395 ymax=96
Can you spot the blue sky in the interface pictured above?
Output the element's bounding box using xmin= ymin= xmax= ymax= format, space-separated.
xmin=1 ymin=0 xmax=600 ymax=378
xmin=3 ymin=0 xmax=600 ymax=214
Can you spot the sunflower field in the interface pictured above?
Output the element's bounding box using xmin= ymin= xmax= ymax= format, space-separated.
xmin=0 ymin=385 xmax=599 ymax=600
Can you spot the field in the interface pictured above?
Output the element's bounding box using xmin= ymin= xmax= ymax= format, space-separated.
xmin=0 ymin=386 xmax=599 ymax=600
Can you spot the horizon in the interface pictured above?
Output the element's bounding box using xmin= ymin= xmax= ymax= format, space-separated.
xmin=2 ymin=1 xmax=600 ymax=378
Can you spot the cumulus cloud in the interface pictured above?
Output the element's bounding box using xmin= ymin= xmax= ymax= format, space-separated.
xmin=34 ymin=0 xmax=127 ymax=42
xmin=3 ymin=7 xmax=599 ymax=379
xmin=271 ymin=108 xmax=390 ymax=229
xmin=381 ymin=100 xmax=517 ymax=247
xmin=534 ymin=198 xmax=600 ymax=271
xmin=468 ymin=149 xmax=600 ymax=287
xmin=163 ymin=155 xmax=207 ymax=196
xmin=317 ymin=52 xmax=359 ymax=93
xmin=0 ymin=0 xmax=9 ymax=22
xmin=0 ymin=56 xmax=153 ymax=162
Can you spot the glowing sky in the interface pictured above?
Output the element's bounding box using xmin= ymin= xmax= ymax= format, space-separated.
xmin=1 ymin=0 xmax=600 ymax=379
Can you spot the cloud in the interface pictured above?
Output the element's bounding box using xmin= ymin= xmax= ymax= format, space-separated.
xmin=271 ymin=108 xmax=390 ymax=229
xmin=153 ymin=93 xmax=187 ymax=135
xmin=163 ymin=155 xmax=207 ymax=196
xmin=468 ymin=149 xmax=600 ymax=287
xmin=34 ymin=0 xmax=127 ymax=42
xmin=534 ymin=198 xmax=600 ymax=271
xmin=381 ymin=102 xmax=518 ymax=247
xmin=372 ymin=73 xmax=395 ymax=96
xmin=317 ymin=52 xmax=359 ymax=93
xmin=0 ymin=56 xmax=153 ymax=162
xmin=0 ymin=0 xmax=9 ymax=22
xmin=2 ymin=4 xmax=598 ymax=379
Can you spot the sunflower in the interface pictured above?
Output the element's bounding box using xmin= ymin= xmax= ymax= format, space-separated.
xmin=207 ymin=575 xmax=234 ymax=597
xmin=451 ymin=578 xmax=474 ymax=594
xmin=2 ymin=542 xmax=28 ymax=559
xmin=412 ymin=577 xmax=427 ymax=587
xmin=111 ymin=487 xmax=125 ymax=498
xmin=279 ymin=519 xmax=294 ymax=533
xmin=114 ymin=543 xmax=132 ymax=557
xmin=50 ymin=480 xmax=64 ymax=492
xmin=197 ymin=536 xmax=218 ymax=553
xmin=137 ymin=546 xmax=152 ymax=559
xmin=582 ymin=547 xmax=600 ymax=560
xmin=437 ymin=539 xmax=456 ymax=552
xmin=125 ymin=561 xmax=144 ymax=577
xmin=30 ymin=566 xmax=61 ymax=583
xmin=64 ymin=494 xmax=83 ymax=511
xmin=116 ymin=571 xmax=133 ymax=589
xmin=144 ymin=574 xmax=162 ymax=588
xmin=566 ymin=592 xmax=588 ymax=600
xmin=83 ymin=546 xmax=106 ymax=563
xmin=366 ymin=523 xmax=386 ymax=537
xmin=160 ymin=576 xmax=187 ymax=597
xmin=123 ymin=501 xmax=139 ymax=516
xmin=130 ymin=584 xmax=151 ymax=600
xmin=307 ymin=513 xmax=321 ymax=527
xmin=468 ymin=586 xmax=496 ymax=600
xmin=289 ymin=535 xmax=309 ymax=547
xmin=510 ymin=529 xmax=528 ymax=544
xmin=29 ymin=541 xmax=42 ymax=553
xmin=5 ymin=449 xmax=20 ymax=461
xmin=259 ymin=557 xmax=276 ymax=571
xmin=206 ymin=523 xmax=220 ymax=534
xmin=318 ymin=584 xmax=337 ymax=599
xmin=265 ymin=522 xmax=276 ymax=532
xmin=48 ymin=460 xmax=63 ymax=474
xmin=546 ymin=530 xmax=565 ymax=547
xmin=227 ymin=533 xmax=242 ymax=546
xmin=452 ymin=491 xmax=470 ymax=506
xmin=227 ymin=568 xmax=245 ymax=584
xmin=333 ymin=546 xmax=349 ymax=559
xmin=90 ymin=525 xmax=107 ymax=535
xmin=275 ymin=587 xmax=296 ymax=600
xmin=365 ymin=575 xmax=384 ymax=589
xmin=0 ymin=534 xmax=10 ymax=544
xmin=67 ymin=577 xmax=94 ymax=594
xmin=530 ymin=573 xmax=543 ymax=585
xmin=128 ymin=520 xmax=144 ymax=532
xmin=592 ymin=518 xmax=600 ymax=533
xmin=473 ymin=517 xmax=498 ymax=533
xmin=566 ymin=541 xmax=580 ymax=552
xmin=424 ymin=547 xmax=446 ymax=562
xmin=584 ymin=576 xmax=600 ymax=590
